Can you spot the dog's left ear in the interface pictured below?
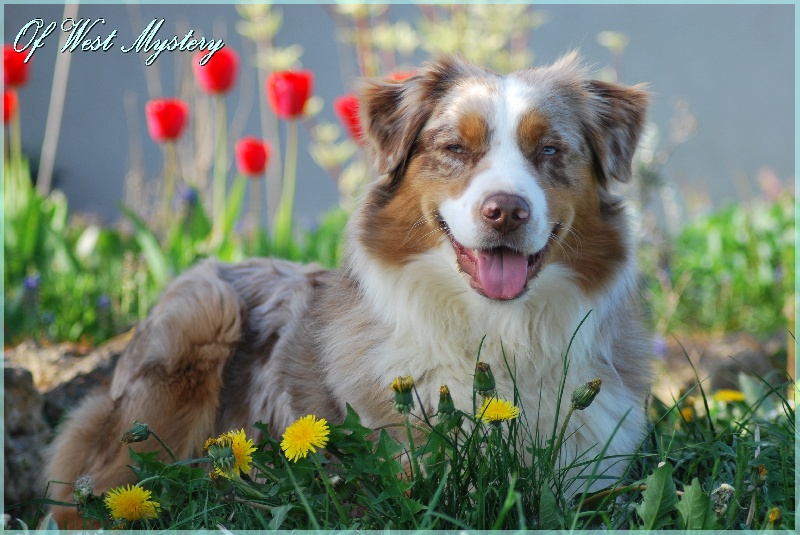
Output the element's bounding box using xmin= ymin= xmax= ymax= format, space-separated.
xmin=582 ymin=80 xmax=649 ymax=186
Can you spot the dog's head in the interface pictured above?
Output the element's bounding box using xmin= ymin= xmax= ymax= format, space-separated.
xmin=355 ymin=54 xmax=648 ymax=300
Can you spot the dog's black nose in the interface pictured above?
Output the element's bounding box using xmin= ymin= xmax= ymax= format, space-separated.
xmin=480 ymin=193 xmax=530 ymax=234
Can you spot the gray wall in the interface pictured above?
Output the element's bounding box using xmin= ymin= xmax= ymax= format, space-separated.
xmin=3 ymin=3 xmax=794 ymax=228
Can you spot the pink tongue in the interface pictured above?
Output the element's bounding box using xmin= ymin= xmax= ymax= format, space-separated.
xmin=476 ymin=249 xmax=528 ymax=300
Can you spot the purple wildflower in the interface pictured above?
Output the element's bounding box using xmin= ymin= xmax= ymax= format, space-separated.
xmin=23 ymin=273 xmax=40 ymax=292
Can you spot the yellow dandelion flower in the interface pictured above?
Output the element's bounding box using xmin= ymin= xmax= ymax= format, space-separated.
xmin=212 ymin=428 xmax=257 ymax=477
xmin=476 ymin=396 xmax=520 ymax=423
xmin=104 ymin=484 xmax=159 ymax=522
xmin=281 ymin=415 xmax=330 ymax=462
xmin=768 ymin=506 xmax=781 ymax=525
xmin=680 ymin=406 xmax=695 ymax=422
xmin=203 ymin=437 xmax=217 ymax=451
xmin=712 ymin=389 xmax=746 ymax=403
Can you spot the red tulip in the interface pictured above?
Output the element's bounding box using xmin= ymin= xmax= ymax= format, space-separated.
xmin=333 ymin=94 xmax=363 ymax=144
xmin=145 ymin=98 xmax=189 ymax=142
xmin=193 ymin=47 xmax=239 ymax=94
xmin=4 ymin=89 xmax=17 ymax=124
xmin=388 ymin=71 xmax=415 ymax=82
xmin=4 ymin=44 xmax=29 ymax=87
xmin=235 ymin=137 xmax=271 ymax=177
xmin=266 ymin=69 xmax=313 ymax=120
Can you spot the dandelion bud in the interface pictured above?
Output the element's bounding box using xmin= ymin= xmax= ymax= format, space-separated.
xmin=768 ymin=507 xmax=781 ymax=525
xmin=473 ymin=361 xmax=496 ymax=395
xmin=755 ymin=464 xmax=767 ymax=483
xmin=438 ymin=385 xmax=456 ymax=417
xmin=208 ymin=441 xmax=236 ymax=477
xmin=390 ymin=376 xmax=415 ymax=413
xmin=121 ymin=421 xmax=151 ymax=444
xmin=72 ymin=475 xmax=94 ymax=505
xmin=571 ymin=378 xmax=602 ymax=410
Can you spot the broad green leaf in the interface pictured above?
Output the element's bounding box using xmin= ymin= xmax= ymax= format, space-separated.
xmin=269 ymin=504 xmax=293 ymax=530
xmin=633 ymin=462 xmax=678 ymax=530
xmin=677 ymin=478 xmax=720 ymax=530
xmin=539 ymin=485 xmax=564 ymax=529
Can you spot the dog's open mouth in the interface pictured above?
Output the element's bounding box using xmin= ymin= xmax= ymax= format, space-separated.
xmin=445 ymin=225 xmax=555 ymax=301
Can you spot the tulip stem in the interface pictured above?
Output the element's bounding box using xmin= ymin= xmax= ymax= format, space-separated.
xmin=9 ymin=105 xmax=23 ymax=190
xmin=162 ymin=141 xmax=178 ymax=227
xmin=274 ymin=119 xmax=298 ymax=253
xmin=250 ymin=178 xmax=261 ymax=250
xmin=213 ymin=95 xmax=228 ymax=237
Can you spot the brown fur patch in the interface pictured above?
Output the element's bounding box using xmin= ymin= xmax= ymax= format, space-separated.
xmin=545 ymin=164 xmax=629 ymax=293
xmin=458 ymin=111 xmax=489 ymax=150
xmin=517 ymin=110 xmax=550 ymax=154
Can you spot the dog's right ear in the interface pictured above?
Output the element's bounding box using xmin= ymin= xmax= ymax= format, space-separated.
xmin=359 ymin=57 xmax=468 ymax=180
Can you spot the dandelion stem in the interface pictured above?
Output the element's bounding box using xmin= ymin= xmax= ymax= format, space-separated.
xmin=149 ymin=429 xmax=178 ymax=463
xmin=233 ymin=497 xmax=273 ymax=511
xmin=310 ymin=454 xmax=348 ymax=524
xmin=578 ymin=484 xmax=647 ymax=509
xmin=403 ymin=412 xmax=423 ymax=484
xmin=550 ymin=404 xmax=576 ymax=471
xmin=282 ymin=457 xmax=321 ymax=530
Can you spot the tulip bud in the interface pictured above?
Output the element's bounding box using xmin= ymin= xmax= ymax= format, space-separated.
xmin=145 ymin=98 xmax=189 ymax=142
xmin=235 ymin=137 xmax=271 ymax=177
xmin=266 ymin=69 xmax=314 ymax=120
xmin=193 ymin=47 xmax=239 ymax=94
xmin=571 ymin=378 xmax=602 ymax=410
xmin=333 ymin=94 xmax=363 ymax=144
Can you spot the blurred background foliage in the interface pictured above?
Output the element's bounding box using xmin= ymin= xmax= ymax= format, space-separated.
xmin=3 ymin=4 xmax=795 ymax=358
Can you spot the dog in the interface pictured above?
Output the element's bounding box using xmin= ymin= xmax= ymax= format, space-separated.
xmin=46 ymin=54 xmax=652 ymax=527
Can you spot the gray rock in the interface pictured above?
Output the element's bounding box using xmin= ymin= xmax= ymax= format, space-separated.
xmin=4 ymin=366 xmax=52 ymax=508
xmin=4 ymin=332 xmax=130 ymax=425
xmin=3 ymin=332 xmax=130 ymax=517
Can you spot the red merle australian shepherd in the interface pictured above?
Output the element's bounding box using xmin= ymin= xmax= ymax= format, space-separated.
xmin=47 ymin=54 xmax=652 ymax=527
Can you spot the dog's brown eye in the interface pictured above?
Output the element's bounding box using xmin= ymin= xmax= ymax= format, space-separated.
xmin=447 ymin=144 xmax=466 ymax=154
xmin=542 ymin=146 xmax=557 ymax=156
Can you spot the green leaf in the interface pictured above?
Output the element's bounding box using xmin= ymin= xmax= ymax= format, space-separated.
xmin=222 ymin=176 xmax=248 ymax=236
xmin=269 ymin=504 xmax=293 ymax=529
xmin=539 ymin=485 xmax=564 ymax=529
xmin=633 ymin=462 xmax=678 ymax=530
xmin=677 ymin=478 xmax=720 ymax=530
xmin=120 ymin=205 xmax=170 ymax=288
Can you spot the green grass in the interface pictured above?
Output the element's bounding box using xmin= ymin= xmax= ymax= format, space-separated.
xmin=14 ymin=352 xmax=794 ymax=531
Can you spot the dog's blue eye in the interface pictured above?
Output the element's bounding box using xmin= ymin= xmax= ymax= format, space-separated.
xmin=542 ymin=146 xmax=557 ymax=156
xmin=448 ymin=144 xmax=466 ymax=154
